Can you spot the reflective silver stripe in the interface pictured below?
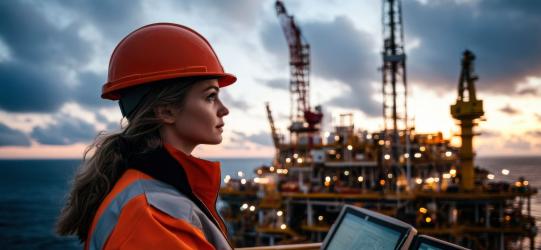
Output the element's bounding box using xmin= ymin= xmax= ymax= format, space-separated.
xmin=88 ymin=179 xmax=171 ymax=250
xmin=88 ymin=178 xmax=231 ymax=250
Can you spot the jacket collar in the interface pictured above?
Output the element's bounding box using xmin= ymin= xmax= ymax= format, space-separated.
xmin=126 ymin=144 xmax=226 ymax=234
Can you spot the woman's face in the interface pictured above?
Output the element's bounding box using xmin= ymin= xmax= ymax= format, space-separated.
xmin=159 ymin=78 xmax=229 ymax=152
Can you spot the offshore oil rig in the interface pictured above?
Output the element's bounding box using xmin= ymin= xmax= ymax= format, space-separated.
xmin=220 ymin=0 xmax=537 ymax=249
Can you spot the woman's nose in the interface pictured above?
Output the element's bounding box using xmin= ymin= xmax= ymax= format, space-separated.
xmin=218 ymin=101 xmax=229 ymax=117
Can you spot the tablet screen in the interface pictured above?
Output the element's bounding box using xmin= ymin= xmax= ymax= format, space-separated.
xmin=325 ymin=212 xmax=403 ymax=249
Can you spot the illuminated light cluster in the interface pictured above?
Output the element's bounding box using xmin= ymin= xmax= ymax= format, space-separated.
xmin=385 ymin=140 xmax=391 ymax=146
xmin=280 ymin=224 xmax=287 ymax=230
xmin=434 ymin=177 xmax=440 ymax=183
xmin=366 ymin=134 xmax=372 ymax=139
xmin=254 ymin=177 xmax=269 ymax=184
xmin=357 ymin=176 xmax=364 ymax=182
xmin=404 ymin=153 xmax=410 ymax=159
xmin=419 ymin=207 xmax=428 ymax=214
xmin=325 ymin=176 xmax=331 ymax=182
xmin=449 ymin=169 xmax=457 ymax=177
xmin=276 ymin=210 xmax=283 ymax=217
xmin=285 ymin=158 xmax=291 ymax=163
xmin=487 ymin=174 xmax=495 ymax=180
xmin=257 ymin=169 xmax=263 ymax=175
xmin=224 ymin=175 xmax=231 ymax=184
xmin=445 ymin=151 xmax=452 ymax=157
xmin=269 ymin=166 xmax=275 ymax=172
xmin=249 ymin=205 xmax=255 ymax=212
xmin=240 ymin=203 xmax=249 ymax=211
xmin=502 ymin=169 xmax=510 ymax=175
xmin=324 ymin=132 xmax=331 ymax=138
xmin=347 ymin=145 xmax=353 ymax=151
xmin=524 ymin=180 xmax=529 ymax=186
xmin=420 ymin=146 xmax=426 ymax=152
xmin=334 ymin=135 xmax=340 ymax=141
xmin=384 ymin=154 xmax=391 ymax=160
xmin=378 ymin=140 xmax=385 ymax=146
xmin=318 ymin=215 xmax=324 ymax=221
xmin=344 ymin=170 xmax=350 ymax=176
xmin=414 ymin=153 xmax=422 ymax=159
xmin=293 ymin=153 xmax=299 ymax=159
xmin=276 ymin=169 xmax=289 ymax=175
xmin=515 ymin=181 xmax=522 ymax=187
xmin=425 ymin=177 xmax=435 ymax=184
xmin=297 ymin=158 xmax=303 ymax=164
xmin=504 ymin=215 xmax=511 ymax=222
xmin=425 ymin=217 xmax=432 ymax=223
xmin=240 ymin=178 xmax=247 ymax=185
xmin=379 ymin=179 xmax=386 ymax=186
xmin=387 ymin=173 xmax=393 ymax=179
xmin=415 ymin=178 xmax=423 ymax=185
xmin=442 ymin=173 xmax=451 ymax=179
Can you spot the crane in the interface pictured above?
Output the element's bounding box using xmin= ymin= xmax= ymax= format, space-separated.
xmin=451 ymin=50 xmax=484 ymax=191
xmin=275 ymin=0 xmax=322 ymax=133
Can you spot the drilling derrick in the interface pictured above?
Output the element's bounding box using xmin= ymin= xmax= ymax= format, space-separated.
xmin=381 ymin=0 xmax=409 ymax=178
xmin=275 ymin=0 xmax=322 ymax=139
xmin=451 ymin=50 xmax=484 ymax=191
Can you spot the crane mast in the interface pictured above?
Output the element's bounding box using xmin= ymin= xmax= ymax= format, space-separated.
xmin=275 ymin=0 xmax=322 ymax=135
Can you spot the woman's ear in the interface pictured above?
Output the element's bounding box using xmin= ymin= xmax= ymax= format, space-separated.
xmin=154 ymin=105 xmax=176 ymax=124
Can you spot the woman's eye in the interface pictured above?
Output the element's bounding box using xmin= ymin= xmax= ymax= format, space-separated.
xmin=206 ymin=93 xmax=217 ymax=101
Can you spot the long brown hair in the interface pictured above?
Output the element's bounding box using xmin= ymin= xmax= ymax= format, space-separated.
xmin=56 ymin=78 xmax=198 ymax=241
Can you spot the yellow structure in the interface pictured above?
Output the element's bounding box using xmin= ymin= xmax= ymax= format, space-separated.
xmin=450 ymin=50 xmax=484 ymax=191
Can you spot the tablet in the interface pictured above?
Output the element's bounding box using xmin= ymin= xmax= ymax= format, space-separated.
xmin=321 ymin=205 xmax=416 ymax=250
xmin=411 ymin=235 xmax=469 ymax=250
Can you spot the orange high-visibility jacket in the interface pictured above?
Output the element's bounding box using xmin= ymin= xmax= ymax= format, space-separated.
xmin=85 ymin=144 xmax=232 ymax=250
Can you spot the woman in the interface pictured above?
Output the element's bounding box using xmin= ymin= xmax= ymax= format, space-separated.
xmin=56 ymin=23 xmax=236 ymax=250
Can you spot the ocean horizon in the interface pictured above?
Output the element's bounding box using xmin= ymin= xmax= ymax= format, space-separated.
xmin=0 ymin=156 xmax=539 ymax=249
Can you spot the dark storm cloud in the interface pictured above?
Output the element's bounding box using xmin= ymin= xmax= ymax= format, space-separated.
xmin=0 ymin=0 xmax=120 ymax=112
xmin=55 ymin=0 xmax=146 ymax=41
xmin=261 ymin=16 xmax=380 ymax=117
xmin=0 ymin=123 xmax=30 ymax=147
xmin=503 ymin=138 xmax=531 ymax=150
xmin=30 ymin=117 xmax=97 ymax=145
xmin=499 ymin=104 xmax=520 ymax=115
xmin=232 ymin=130 xmax=272 ymax=146
xmin=71 ymin=71 xmax=113 ymax=108
xmin=403 ymin=0 xmax=541 ymax=93
xmin=262 ymin=77 xmax=289 ymax=91
xmin=516 ymin=88 xmax=538 ymax=96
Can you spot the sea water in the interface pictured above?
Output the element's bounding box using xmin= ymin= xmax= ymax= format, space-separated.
xmin=0 ymin=157 xmax=538 ymax=249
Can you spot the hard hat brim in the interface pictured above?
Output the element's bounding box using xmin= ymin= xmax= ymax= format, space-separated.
xmin=102 ymin=71 xmax=236 ymax=100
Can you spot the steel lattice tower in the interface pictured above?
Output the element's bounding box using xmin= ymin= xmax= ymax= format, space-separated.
xmin=381 ymin=0 xmax=409 ymax=174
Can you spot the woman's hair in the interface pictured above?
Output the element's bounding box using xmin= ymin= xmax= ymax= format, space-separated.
xmin=56 ymin=78 xmax=198 ymax=241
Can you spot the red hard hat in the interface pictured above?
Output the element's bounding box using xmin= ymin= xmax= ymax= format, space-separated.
xmin=101 ymin=23 xmax=236 ymax=100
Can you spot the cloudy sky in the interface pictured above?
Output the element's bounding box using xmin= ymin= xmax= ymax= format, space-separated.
xmin=0 ymin=0 xmax=540 ymax=159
